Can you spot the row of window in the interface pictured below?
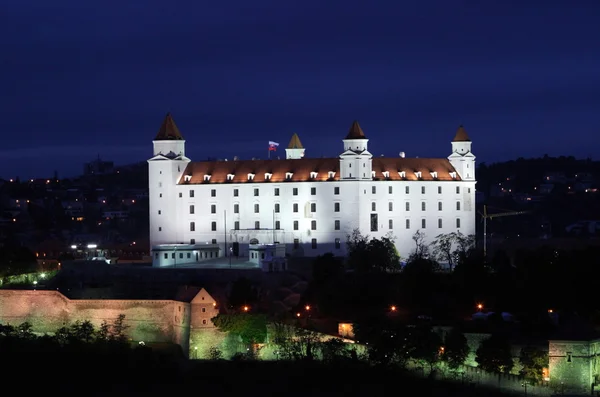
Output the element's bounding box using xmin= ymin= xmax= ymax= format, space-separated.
xmin=156 ymin=200 xmax=463 ymax=216
xmin=176 ymin=185 xmax=470 ymax=198
xmin=178 ymin=217 xmax=462 ymax=233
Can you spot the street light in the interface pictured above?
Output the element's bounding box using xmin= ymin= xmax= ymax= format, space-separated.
xmin=390 ymin=305 xmax=397 ymax=312
xmin=243 ymin=306 xmax=249 ymax=312
xmin=477 ymin=303 xmax=483 ymax=311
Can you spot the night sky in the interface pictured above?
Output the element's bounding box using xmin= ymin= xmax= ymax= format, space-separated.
xmin=2 ymin=0 xmax=599 ymax=179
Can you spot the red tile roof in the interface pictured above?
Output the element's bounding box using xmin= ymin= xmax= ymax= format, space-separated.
xmin=346 ymin=121 xmax=367 ymax=139
xmin=452 ymin=125 xmax=470 ymax=142
xmin=179 ymin=157 xmax=460 ymax=184
xmin=155 ymin=113 xmax=184 ymax=141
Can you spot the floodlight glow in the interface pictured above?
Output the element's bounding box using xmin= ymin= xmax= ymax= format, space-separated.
xmin=87 ymin=244 xmax=97 ymax=249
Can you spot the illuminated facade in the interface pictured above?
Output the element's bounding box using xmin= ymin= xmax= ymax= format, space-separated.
xmin=148 ymin=114 xmax=476 ymax=267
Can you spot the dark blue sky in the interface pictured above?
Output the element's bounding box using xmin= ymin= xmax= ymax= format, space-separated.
xmin=2 ymin=0 xmax=599 ymax=179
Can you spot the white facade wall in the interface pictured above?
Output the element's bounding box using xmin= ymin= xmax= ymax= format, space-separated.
xmin=149 ymin=178 xmax=476 ymax=262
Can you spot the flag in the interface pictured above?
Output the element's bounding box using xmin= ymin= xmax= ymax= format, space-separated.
xmin=269 ymin=141 xmax=280 ymax=151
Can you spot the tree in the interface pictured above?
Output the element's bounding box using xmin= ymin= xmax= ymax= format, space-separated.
xmin=346 ymin=228 xmax=370 ymax=272
xmin=442 ymin=328 xmax=469 ymax=370
xmin=352 ymin=317 xmax=411 ymax=367
xmin=346 ymin=229 xmax=400 ymax=273
xmin=475 ymin=334 xmax=514 ymax=373
xmin=519 ymin=346 xmax=548 ymax=382
xmin=311 ymin=253 xmax=343 ymax=285
xmin=411 ymin=230 xmax=429 ymax=260
xmin=211 ymin=313 xmax=267 ymax=346
xmin=407 ymin=325 xmax=443 ymax=371
xmin=431 ymin=233 xmax=457 ymax=270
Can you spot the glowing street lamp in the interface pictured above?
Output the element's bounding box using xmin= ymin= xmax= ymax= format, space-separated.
xmin=305 ymin=305 xmax=311 ymax=311
xmin=477 ymin=303 xmax=483 ymax=311
xmin=390 ymin=305 xmax=397 ymax=312
xmin=242 ymin=306 xmax=249 ymax=312
xmin=296 ymin=312 xmax=301 ymax=317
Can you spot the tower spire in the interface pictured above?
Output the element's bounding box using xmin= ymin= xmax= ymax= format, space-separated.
xmin=155 ymin=113 xmax=184 ymax=141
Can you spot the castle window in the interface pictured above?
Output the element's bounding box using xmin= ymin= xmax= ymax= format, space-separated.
xmin=334 ymin=202 xmax=340 ymax=212
xmin=211 ymin=204 xmax=216 ymax=214
xmin=275 ymin=221 xmax=281 ymax=229
xmin=335 ymin=238 xmax=341 ymax=249
xmin=286 ymin=172 xmax=293 ymax=180
xmin=335 ymin=220 xmax=340 ymax=230
xmin=421 ymin=186 xmax=426 ymax=194
xmin=274 ymin=203 xmax=280 ymax=213
xmin=158 ymin=210 xmax=161 ymax=215
xmin=399 ymin=171 xmax=406 ymax=179
xmin=227 ymin=174 xmax=235 ymax=181
xmin=293 ymin=221 xmax=299 ymax=230
xmin=212 ymin=239 xmax=217 ymax=244
xmin=248 ymin=173 xmax=255 ymax=181
xmin=190 ymin=222 xmax=195 ymax=232
xmin=311 ymin=220 xmax=317 ymax=230
xmin=254 ymin=204 xmax=259 ymax=213
xmin=311 ymin=238 xmax=317 ymax=249
xmin=311 ymin=187 xmax=316 ymax=195
xmin=255 ymin=221 xmax=260 ymax=229
xmin=456 ymin=186 xmax=460 ymax=194
xmin=234 ymin=189 xmax=239 ymax=197
xmin=422 ymin=202 xmax=426 ymax=211
xmin=234 ymin=204 xmax=239 ymax=213
xmin=405 ymin=186 xmax=410 ymax=194
xmin=311 ymin=203 xmax=316 ymax=212
xmin=328 ymin=171 xmax=336 ymax=179
xmin=265 ymin=173 xmax=272 ymax=180
xmin=406 ymin=202 xmax=410 ymax=211
xmin=293 ymin=188 xmax=298 ymax=196
xmin=211 ymin=222 xmax=217 ymax=231
xmin=178 ymin=192 xmax=181 ymax=198
xmin=468 ymin=188 xmax=471 ymax=193
xmin=274 ymin=188 xmax=280 ymax=196
xmin=204 ymin=175 xmax=211 ymax=182
xmin=310 ymin=172 xmax=318 ymax=179
xmin=189 ymin=205 xmax=194 ymax=214
xmin=370 ymin=214 xmax=378 ymax=232
xmin=372 ymin=186 xmax=376 ymax=194
xmin=430 ymin=171 xmax=438 ymax=179
xmin=389 ymin=219 xmax=393 ymax=229
xmin=372 ymin=202 xmax=376 ymax=211
xmin=334 ymin=186 xmax=340 ymax=195
xmin=450 ymin=172 xmax=457 ymax=179
xmin=202 ymin=320 xmax=207 ymax=325
xmin=389 ymin=202 xmax=393 ymax=211
xmin=438 ymin=219 xmax=442 ymax=228
xmin=164 ymin=253 xmax=167 ymax=259
xmin=234 ymin=221 xmax=240 ymax=230
xmin=190 ymin=190 xmax=195 ymax=198
xmin=406 ymin=219 xmax=410 ymax=229
xmin=456 ymin=218 xmax=461 ymax=228
xmin=202 ymin=308 xmax=206 ymax=313
xmin=158 ymin=182 xmax=162 ymax=188
xmin=383 ymin=171 xmax=390 ymax=179
xmin=456 ymin=201 xmax=461 ymax=210
xmin=438 ymin=202 xmax=442 ymax=211
xmin=388 ymin=186 xmax=392 ymax=194
xmin=184 ymin=175 xmax=192 ymax=182
xmin=421 ymin=219 xmax=426 ymax=229
xmin=211 ymin=189 xmax=216 ymax=197
xmin=293 ymin=203 xmax=298 ymax=213
xmin=567 ymin=352 xmax=572 ymax=363
xmin=254 ymin=188 xmax=259 ymax=196
xmin=159 ymin=227 xmax=162 ymax=231
xmin=190 ymin=239 xmax=195 ymax=244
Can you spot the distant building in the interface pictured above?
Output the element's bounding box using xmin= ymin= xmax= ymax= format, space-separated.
xmin=147 ymin=113 xmax=477 ymax=267
xmin=84 ymin=156 xmax=114 ymax=176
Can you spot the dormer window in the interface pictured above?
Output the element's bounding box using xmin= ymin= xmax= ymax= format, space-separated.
xmin=227 ymin=174 xmax=235 ymax=181
xmin=184 ymin=175 xmax=192 ymax=182
xmin=382 ymin=171 xmax=390 ymax=179
xmin=371 ymin=171 xmax=376 ymax=178
xmin=450 ymin=172 xmax=457 ymax=179
xmin=247 ymin=173 xmax=255 ymax=181
xmin=286 ymin=172 xmax=293 ymax=180
xmin=203 ymin=174 xmax=211 ymax=182
xmin=265 ymin=173 xmax=272 ymax=180
xmin=310 ymin=172 xmax=318 ymax=179
xmin=430 ymin=171 xmax=438 ymax=179
xmin=328 ymin=171 xmax=336 ymax=179
xmin=415 ymin=171 xmax=422 ymax=179
xmin=399 ymin=171 xmax=406 ymax=179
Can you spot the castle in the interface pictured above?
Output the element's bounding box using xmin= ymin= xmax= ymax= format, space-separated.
xmin=148 ymin=114 xmax=477 ymax=266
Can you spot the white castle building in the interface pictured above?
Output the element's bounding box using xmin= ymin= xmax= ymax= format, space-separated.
xmin=148 ymin=113 xmax=476 ymax=267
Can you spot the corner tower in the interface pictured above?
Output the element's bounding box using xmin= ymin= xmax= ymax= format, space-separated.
xmin=148 ymin=113 xmax=191 ymax=248
xmin=285 ymin=133 xmax=305 ymax=159
xmin=339 ymin=121 xmax=373 ymax=180
xmin=448 ymin=125 xmax=475 ymax=181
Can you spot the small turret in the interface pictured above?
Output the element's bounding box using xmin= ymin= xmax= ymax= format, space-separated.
xmin=285 ymin=133 xmax=305 ymax=159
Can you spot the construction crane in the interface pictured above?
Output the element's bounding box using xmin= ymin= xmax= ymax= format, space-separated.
xmin=479 ymin=205 xmax=530 ymax=259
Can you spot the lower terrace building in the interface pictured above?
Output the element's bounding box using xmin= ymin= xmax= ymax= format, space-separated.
xmin=148 ymin=114 xmax=476 ymax=267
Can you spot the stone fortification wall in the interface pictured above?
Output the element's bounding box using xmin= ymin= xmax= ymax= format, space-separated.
xmin=549 ymin=340 xmax=595 ymax=395
xmin=0 ymin=290 xmax=191 ymax=355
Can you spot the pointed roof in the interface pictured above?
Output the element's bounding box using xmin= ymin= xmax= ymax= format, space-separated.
xmin=346 ymin=120 xmax=367 ymax=139
xmin=287 ymin=133 xmax=304 ymax=149
xmin=453 ymin=125 xmax=471 ymax=142
xmin=155 ymin=113 xmax=184 ymax=141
